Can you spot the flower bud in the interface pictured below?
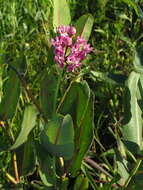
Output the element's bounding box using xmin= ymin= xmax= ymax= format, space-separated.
xmin=68 ymin=26 xmax=76 ymax=37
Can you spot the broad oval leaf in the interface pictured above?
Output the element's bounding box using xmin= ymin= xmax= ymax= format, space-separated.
xmin=0 ymin=55 xmax=27 ymax=121
xmin=116 ymin=152 xmax=129 ymax=186
xmin=70 ymin=92 xmax=94 ymax=177
xmin=75 ymin=14 xmax=94 ymax=41
xmin=35 ymin=141 xmax=57 ymax=188
xmin=40 ymin=68 xmax=58 ymax=119
xmin=53 ymin=0 xmax=71 ymax=28
xmin=22 ymin=134 xmax=36 ymax=176
xmin=40 ymin=114 xmax=74 ymax=160
xmin=0 ymin=69 xmax=20 ymax=120
xmin=11 ymin=105 xmax=38 ymax=150
xmin=122 ymin=71 xmax=143 ymax=153
xmin=116 ymin=139 xmax=129 ymax=185
xmin=90 ymin=71 xmax=127 ymax=86
xmin=58 ymin=80 xmax=90 ymax=127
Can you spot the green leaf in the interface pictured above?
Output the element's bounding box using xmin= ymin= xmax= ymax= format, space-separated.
xmin=22 ymin=134 xmax=36 ymax=176
xmin=75 ymin=81 xmax=90 ymax=127
xmin=133 ymin=46 xmax=143 ymax=74
xmin=70 ymin=93 xmax=94 ymax=176
xmin=122 ymin=71 xmax=143 ymax=154
xmin=53 ymin=0 xmax=71 ymax=28
xmin=40 ymin=69 xmax=58 ymax=119
xmin=40 ymin=114 xmax=74 ymax=160
xmin=0 ymin=69 xmax=20 ymax=120
xmin=81 ymin=165 xmax=99 ymax=190
xmin=35 ymin=141 xmax=57 ymax=188
xmin=57 ymin=82 xmax=78 ymax=123
xmin=116 ymin=150 xmax=129 ymax=186
xmin=117 ymin=13 xmax=131 ymax=22
xmin=0 ymin=51 xmax=4 ymax=103
xmin=75 ymin=14 xmax=94 ymax=41
xmin=127 ymin=162 xmax=143 ymax=190
xmin=11 ymin=105 xmax=38 ymax=150
xmin=138 ymin=5 xmax=143 ymax=19
xmin=58 ymin=81 xmax=92 ymax=175
xmin=60 ymin=177 xmax=69 ymax=190
xmin=138 ymin=75 xmax=143 ymax=104
xmin=73 ymin=175 xmax=89 ymax=190
xmin=0 ymin=53 xmax=27 ymax=121
xmin=58 ymin=81 xmax=90 ymax=127
xmin=120 ymin=0 xmax=139 ymax=16
xmin=90 ymin=71 xmax=127 ymax=86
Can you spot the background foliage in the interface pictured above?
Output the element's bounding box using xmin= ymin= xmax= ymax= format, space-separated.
xmin=1 ymin=0 xmax=143 ymax=189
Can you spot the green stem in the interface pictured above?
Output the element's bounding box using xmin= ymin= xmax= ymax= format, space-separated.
xmin=53 ymin=156 xmax=57 ymax=189
xmin=53 ymin=71 xmax=63 ymax=116
xmin=124 ymin=159 xmax=142 ymax=188
xmin=56 ymin=76 xmax=78 ymax=113
xmin=1 ymin=123 xmax=13 ymax=144
xmin=8 ymin=127 xmax=15 ymax=143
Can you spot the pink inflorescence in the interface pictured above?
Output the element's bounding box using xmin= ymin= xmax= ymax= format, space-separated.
xmin=51 ymin=25 xmax=93 ymax=72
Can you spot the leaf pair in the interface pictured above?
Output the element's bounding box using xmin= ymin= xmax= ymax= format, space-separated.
xmin=58 ymin=80 xmax=95 ymax=176
xmin=40 ymin=79 xmax=94 ymax=176
xmin=40 ymin=114 xmax=74 ymax=160
xmin=53 ymin=0 xmax=94 ymax=41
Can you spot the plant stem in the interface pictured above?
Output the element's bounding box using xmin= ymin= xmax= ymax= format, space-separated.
xmin=8 ymin=126 xmax=15 ymax=143
xmin=84 ymin=157 xmax=113 ymax=179
xmin=124 ymin=159 xmax=142 ymax=188
xmin=56 ymin=74 xmax=81 ymax=113
xmin=53 ymin=70 xmax=63 ymax=115
xmin=0 ymin=122 xmax=19 ymax=183
xmin=56 ymin=80 xmax=73 ymax=113
xmin=6 ymin=172 xmax=18 ymax=185
xmin=13 ymin=152 xmax=20 ymax=183
xmin=4 ymin=123 xmax=20 ymax=183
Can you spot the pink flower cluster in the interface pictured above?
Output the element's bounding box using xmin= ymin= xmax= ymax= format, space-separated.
xmin=51 ymin=25 xmax=92 ymax=72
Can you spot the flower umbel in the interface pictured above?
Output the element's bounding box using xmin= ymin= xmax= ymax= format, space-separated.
xmin=51 ymin=25 xmax=92 ymax=72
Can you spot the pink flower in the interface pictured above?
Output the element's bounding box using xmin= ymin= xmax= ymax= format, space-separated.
xmin=57 ymin=25 xmax=76 ymax=37
xmin=51 ymin=35 xmax=72 ymax=47
xmin=51 ymin=25 xmax=92 ymax=72
xmin=57 ymin=25 xmax=69 ymax=35
xmin=68 ymin=26 xmax=76 ymax=37
xmin=76 ymin=36 xmax=87 ymax=44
